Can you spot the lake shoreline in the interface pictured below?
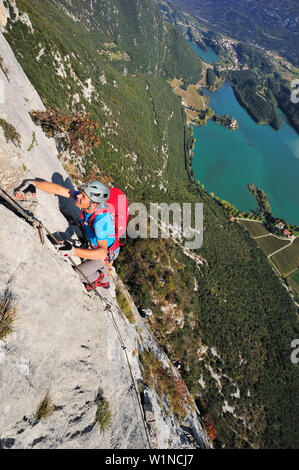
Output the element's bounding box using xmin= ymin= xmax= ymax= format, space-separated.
xmin=191 ymin=83 xmax=299 ymax=226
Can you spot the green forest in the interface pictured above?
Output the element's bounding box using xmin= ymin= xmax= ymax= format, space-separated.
xmin=230 ymin=70 xmax=282 ymax=130
xmin=5 ymin=0 xmax=299 ymax=449
xmin=228 ymin=44 xmax=299 ymax=133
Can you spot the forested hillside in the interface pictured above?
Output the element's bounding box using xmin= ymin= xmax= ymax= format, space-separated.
xmin=57 ymin=0 xmax=203 ymax=84
xmin=165 ymin=0 xmax=299 ymax=67
xmin=229 ymin=44 xmax=299 ymax=132
xmin=3 ymin=0 xmax=298 ymax=449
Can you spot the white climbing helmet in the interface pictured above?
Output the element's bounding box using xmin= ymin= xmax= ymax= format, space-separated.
xmin=81 ymin=180 xmax=110 ymax=204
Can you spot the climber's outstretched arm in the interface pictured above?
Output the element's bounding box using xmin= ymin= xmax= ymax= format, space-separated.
xmin=34 ymin=180 xmax=75 ymax=199
xmin=14 ymin=179 xmax=75 ymax=200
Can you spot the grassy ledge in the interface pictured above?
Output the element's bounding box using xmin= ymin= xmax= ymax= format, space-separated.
xmin=0 ymin=289 xmax=17 ymax=341
xmin=0 ymin=118 xmax=21 ymax=146
xmin=35 ymin=393 xmax=54 ymax=421
xmin=116 ymin=284 xmax=135 ymax=324
xmin=95 ymin=392 xmax=112 ymax=434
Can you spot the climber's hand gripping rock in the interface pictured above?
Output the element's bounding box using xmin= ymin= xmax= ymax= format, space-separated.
xmin=14 ymin=180 xmax=37 ymax=200
xmin=54 ymin=240 xmax=76 ymax=258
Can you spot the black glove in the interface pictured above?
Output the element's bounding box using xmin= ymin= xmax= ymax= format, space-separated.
xmin=55 ymin=240 xmax=76 ymax=258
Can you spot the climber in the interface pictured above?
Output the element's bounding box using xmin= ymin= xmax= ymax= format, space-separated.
xmin=14 ymin=179 xmax=115 ymax=290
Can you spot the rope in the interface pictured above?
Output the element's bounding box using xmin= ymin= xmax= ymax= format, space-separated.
xmin=0 ymin=187 xmax=151 ymax=449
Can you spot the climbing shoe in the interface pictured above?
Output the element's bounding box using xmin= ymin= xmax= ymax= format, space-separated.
xmin=84 ymin=272 xmax=110 ymax=291
xmin=95 ymin=280 xmax=110 ymax=289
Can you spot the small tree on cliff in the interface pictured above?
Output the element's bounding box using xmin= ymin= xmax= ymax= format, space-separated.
xmin=30 ymin=109 xmax=100 ymax=159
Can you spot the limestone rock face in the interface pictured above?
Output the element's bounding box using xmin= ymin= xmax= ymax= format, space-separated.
xmin=0 ymin=32 xmax=211 ymax=449
xmin=0 ymin=1 xmax=8 ymax=30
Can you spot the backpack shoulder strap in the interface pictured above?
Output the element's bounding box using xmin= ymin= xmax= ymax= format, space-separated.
xmin=89 ymin=208 xmax=114 ymax=232
xmin=88 ymin=208 xmax=105 ymax=225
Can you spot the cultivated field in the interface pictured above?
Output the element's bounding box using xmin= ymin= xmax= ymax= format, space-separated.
xmin=256 ymin=235 xmax=291 ymax=257
xmin=238 ymin=220 xmax=270 ymax=238
xmin=168 ymin=79 xmax=208 ymax=111
xmin=287 ymin=270 xmax=299 ymax=298
xmin=270 ymin=238 xmax=299 ymax=277
xmin=238 ymin=219 xmax=298 ymax=277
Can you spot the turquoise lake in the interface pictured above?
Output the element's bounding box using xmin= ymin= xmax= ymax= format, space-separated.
xmin=188 ymin=39 xmax=299 ymax=225
xmin=188 ymin=40 xmax=219 ymax=64
xmin=192 ymin=85 xmax=299 ymax=225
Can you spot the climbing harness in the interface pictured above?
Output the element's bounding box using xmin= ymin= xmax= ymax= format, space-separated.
xmin=0 ymin=187 xmax=151 ymax=449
